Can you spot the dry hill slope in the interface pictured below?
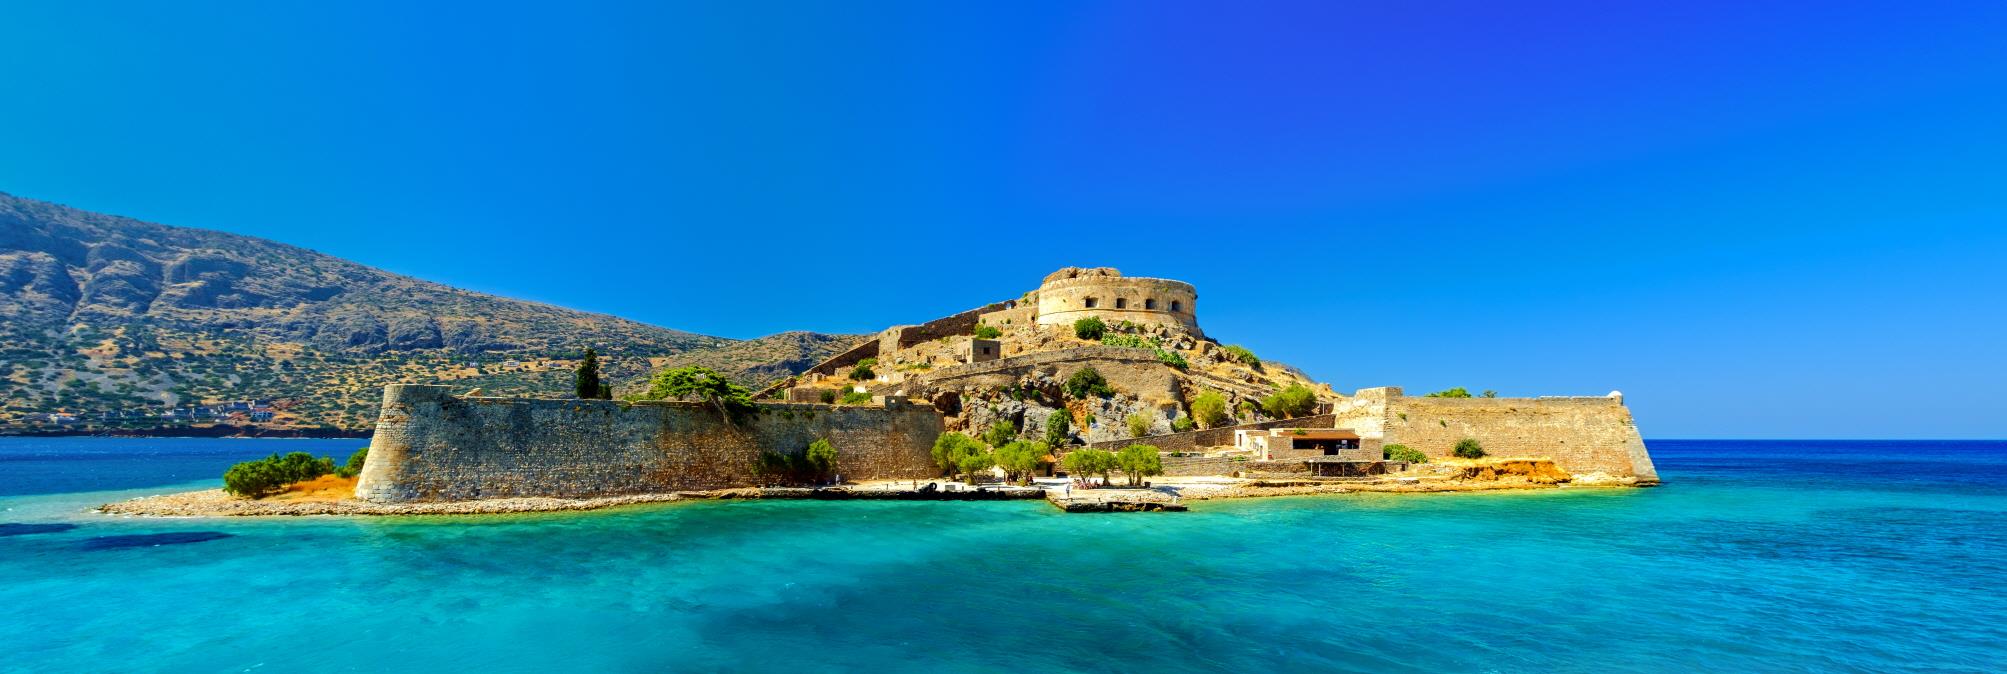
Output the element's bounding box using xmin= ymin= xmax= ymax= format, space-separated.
xmin=0 ymin=192 xmax=842 ymax=431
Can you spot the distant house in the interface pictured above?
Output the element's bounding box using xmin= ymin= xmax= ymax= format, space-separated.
xmin=250 ymin=410 xmax=275 ymax=422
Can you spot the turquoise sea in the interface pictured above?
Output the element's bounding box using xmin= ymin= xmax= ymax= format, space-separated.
xmin=1 ymin=437 xmax=2003 ymax=673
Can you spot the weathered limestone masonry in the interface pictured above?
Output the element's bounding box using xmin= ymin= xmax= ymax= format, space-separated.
xmin=1086 ymin=414 xmax=1339 ymax=453
xmin=356 ymin=385 xmax=943 ymax=503
xmin=1331 ymin=387 xmax=1659 ymax=483
xmin=920 ymin=346 xmax=1172 ymax=395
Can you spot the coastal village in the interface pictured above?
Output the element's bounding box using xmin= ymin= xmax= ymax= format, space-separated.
xmin=104 ymin=267 xmax=1658 ymax=517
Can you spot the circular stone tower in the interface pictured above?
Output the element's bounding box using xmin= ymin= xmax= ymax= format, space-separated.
xmin=1035 ymin=267 xmax=1200 ymax=335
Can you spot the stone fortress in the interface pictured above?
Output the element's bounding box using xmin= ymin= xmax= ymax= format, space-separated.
xmin=356 ymin=267 xmax=1657 ymax=503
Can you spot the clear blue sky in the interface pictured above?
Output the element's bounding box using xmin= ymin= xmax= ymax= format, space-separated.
xmin=3 ymin=2 xmax=2004 ymax=438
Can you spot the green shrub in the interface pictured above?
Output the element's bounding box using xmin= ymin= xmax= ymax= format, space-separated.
xmin=222 ymin=452 xmax=337 ymax=498
xmin=1482 ymin=390 xmax=1498 ymax=398
xmin=333 ymin=447 xmax=368 ymax=478
xmin=1116 ymin=444 xmax=1164 ymax=486
xmin=750 ymin=439 xmax=840 ymax=486
xmin=981 ymin=419 xmax=1017 ymax=447
xmin=1073 ymin=316 xmax=1106 ymax=340
xmin=1383 ymin=443 xmax=1427 ymax=464
xmin=1453 ymin=438 xmax=1487 ymax=459
xmin=1172 ymin=416 xmax=1196 ymax=432
xmin=1425 ymin=387 xmax=1473 ymax=398
xmin=818 ymin=389 xmax=838 ymax=404
xmin=1156 ymin=349 xmax=1188 ymax=369
xmin=973 ymin=324 xmax=1002 ymax=339
xmin=1126 ymin=412 xmax=1153 ymax=438
xmin=840 ymin=390 xmax=873 ymax=405
xmin=849 ymin=360 xmax=876 ymax=381
xmin=1190 ymin=391 xmax=1229 ymax=429
xmin=1261 ymin=384 xmax=1318 ymax=419
xmin=1221 ymin=344 xmax=1260 ymax=367
xmin=1100 ymin=333 xmax=1158 ymax=349
xmin=1044 ymin=410 xmax=1073 ymax=446
xmin=806 ymin=438 xmax=838 ymax=481
xmin=1063 ymin=367 xmax=1114 ymax=399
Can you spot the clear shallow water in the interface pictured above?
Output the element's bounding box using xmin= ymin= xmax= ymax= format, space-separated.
xmin=1 ymin=438 xmax=2003 ymax=673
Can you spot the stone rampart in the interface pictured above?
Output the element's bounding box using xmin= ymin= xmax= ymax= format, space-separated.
xmin=1086 ymin=414 xmax=1338 ymax=453
xmin=1327 ymin=387 xmax=1657 ymax=482
xmin=355 ymin=385 xmax=944 ymax=502
xmin=801 ymin=301 xmax=1012 ymax=379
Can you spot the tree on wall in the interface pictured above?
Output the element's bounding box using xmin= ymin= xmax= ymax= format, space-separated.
xmin=574 ymin=347 xmax=603 ymax=399
xmin=1425 ymin=387 xmax=1473 ymax=398
xmin=644 ymin=366 xmax=755 ymax=422
xmin=1453 ymin=438 xmax=1487 ymax=459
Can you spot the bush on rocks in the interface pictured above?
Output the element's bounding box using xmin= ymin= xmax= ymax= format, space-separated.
xmin=223 ymin=452 xmax=337 ymax=498
xmin=1453 ymin=438 xmax=1487 ymax=459
xmin=1383 ymin=444 xmax=1427 ymax=464
xmin=1073 ymin=316 xmax=1106 ymax=340
xmin=334 ymin=448 xmax=368 ymax=478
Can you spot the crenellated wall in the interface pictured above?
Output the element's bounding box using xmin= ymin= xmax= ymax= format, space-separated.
xmin=355 ymin=385 xmax=944 ymax=502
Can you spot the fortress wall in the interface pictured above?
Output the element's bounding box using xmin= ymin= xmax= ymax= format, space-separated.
xmin=1086 ymin=414 xmax=1338 ymax=453
xmin=356 ymin=385 xmax=943 ymax=503
xmin=804 ymin=301 xmax=1012 ymax=378
xmin=1035 ymin=276 xmax=1199 ymax=333
xmin=976 ymin=303 xmax=1037 ymax=335
xmin=1364 ymin=394 xmax=1657 ymax=482
xmin=803 ymin=339 xmax=880 ymax=378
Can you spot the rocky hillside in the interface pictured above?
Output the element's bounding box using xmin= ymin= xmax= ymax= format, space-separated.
xmin=0 ymin=192 xmax=837 ymax=431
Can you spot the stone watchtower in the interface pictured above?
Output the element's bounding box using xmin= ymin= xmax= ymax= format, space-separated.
xmin=1033 ymin=267 xmax=1200 ymax=336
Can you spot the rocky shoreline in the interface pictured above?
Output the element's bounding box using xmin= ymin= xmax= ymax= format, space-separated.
xmin=95 ymin=467 xmax=1635 ymax=518
xmin=96 ymin=484 xmax=1049 ymax=518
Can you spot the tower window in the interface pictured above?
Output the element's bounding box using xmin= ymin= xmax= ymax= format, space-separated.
xmin=1144 ymin=298 xmax=1157 ymax=310
xmin=1084 ymin=297 xmax=1098 ymax=308
xmin=1171 ymin=300 xmax=1182 ymax=312
xmin=1115 ymin=298 xmax=1127 ymax=309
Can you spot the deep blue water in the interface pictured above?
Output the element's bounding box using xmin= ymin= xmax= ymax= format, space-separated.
xmin=1 ymin=437 xmax=2003 ymax=673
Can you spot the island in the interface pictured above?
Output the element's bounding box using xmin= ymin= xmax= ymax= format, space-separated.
xmin=103 ymin=267 xmax=1658 ymax=517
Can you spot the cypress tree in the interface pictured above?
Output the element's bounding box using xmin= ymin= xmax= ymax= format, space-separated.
xmin=575 ymin=348 xmax=602 ymax=399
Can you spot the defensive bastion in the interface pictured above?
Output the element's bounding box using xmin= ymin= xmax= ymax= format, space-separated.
xmin=356 ymin=384 xmax=942 ymax=502
xmin=1034 ymin=266 xmax=1200 ymax=334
